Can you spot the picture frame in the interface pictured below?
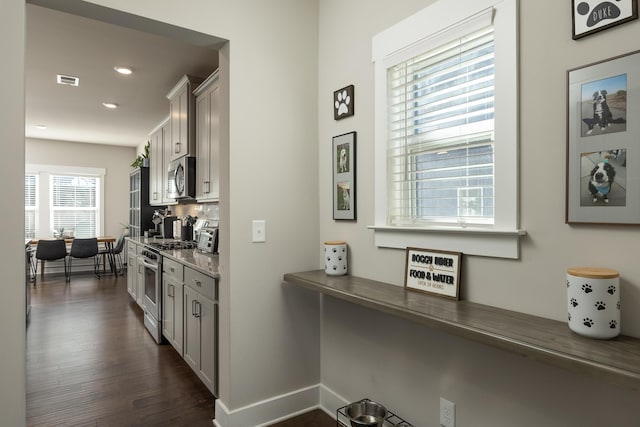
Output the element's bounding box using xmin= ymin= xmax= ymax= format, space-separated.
xmin=572 ymin=0 xmax=638 ymax=40
xmin=332 ymin=131 xmax=356 ymax=220
xmin=404 ymin=247 xmax=461 ymax=300
xmin=566 ymin=50 xmax=640 ymax=224
xmin=333 ymin=85 xmax=354 ymax=120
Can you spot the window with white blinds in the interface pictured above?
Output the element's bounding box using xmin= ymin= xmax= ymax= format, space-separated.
xmin=387 ymin=26 xmax=495 ymax=226
xmin=372 ymin=0 xmax=520 ymax=258
xmin=51 ymin=175 xmax=99 ymax=238
xmin=25 ymin=174 xmax=38 ymax=239
xmin=25 ymin=165 xmax=105 ymax=239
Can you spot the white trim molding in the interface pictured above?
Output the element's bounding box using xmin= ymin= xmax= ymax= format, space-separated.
xmin=213 ymin=384 xmax=320 ymax=427
xmin=369 ymin=225 xmax=527 ymax=259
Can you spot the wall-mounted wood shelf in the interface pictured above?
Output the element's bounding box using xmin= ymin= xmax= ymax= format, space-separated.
xmin=283 ymin=270 xmax=640 ymax=390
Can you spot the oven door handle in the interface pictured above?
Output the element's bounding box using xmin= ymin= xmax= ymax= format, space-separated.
xmin=141 ymin=260 xmax=159 ymax=272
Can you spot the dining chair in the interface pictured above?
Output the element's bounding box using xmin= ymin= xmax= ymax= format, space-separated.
xmin=69 ymin=238 xmax=100 ymax=282
xmin=98 ymin=234 xmax=125 ymax=276
xmin=34 ymin=239 xmax=69 ymax=284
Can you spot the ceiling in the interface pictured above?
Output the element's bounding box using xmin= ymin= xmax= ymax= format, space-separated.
xmin=25 ymin=3 xmax=220 ymax=147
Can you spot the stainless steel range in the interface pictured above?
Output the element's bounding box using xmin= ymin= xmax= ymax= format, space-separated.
xmin=140 ymin=240 xmax=197 ymax=343
xmin=140 ymin=246 xmax=163 ymax=343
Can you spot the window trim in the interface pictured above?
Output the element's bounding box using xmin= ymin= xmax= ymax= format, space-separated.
xmin=371 ymin=0 xmax=524 ymax=259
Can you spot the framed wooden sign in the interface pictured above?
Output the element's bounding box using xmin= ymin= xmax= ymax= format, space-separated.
xmin=404 ymin=247 xmax=461 ymax=300
xmin=572 ymin=0 xmax=638 ymax=40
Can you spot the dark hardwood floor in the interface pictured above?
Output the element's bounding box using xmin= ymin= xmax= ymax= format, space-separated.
xmin=27 ymin=273 xmax=214 ymax=426
xmin=27 ymin=273 xmax=335 ymax=427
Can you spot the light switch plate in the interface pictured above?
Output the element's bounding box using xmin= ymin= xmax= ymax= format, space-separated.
xmin=252 ymin=220 xmax=266 ymax=242
xmin=440 ymin=397 xmax=455 ymax=427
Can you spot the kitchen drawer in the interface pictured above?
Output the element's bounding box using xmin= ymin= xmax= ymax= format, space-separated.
xmin=127 ymin=241 xmax=138 ymax=256
xmin=184 ymin=267 xmax=217 ymax=301
xmin=163 ymin=257 xmax=184 ymax=281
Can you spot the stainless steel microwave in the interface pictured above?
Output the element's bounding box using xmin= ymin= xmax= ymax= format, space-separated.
xmin=167 ymin=155 xmax=195 ymax=199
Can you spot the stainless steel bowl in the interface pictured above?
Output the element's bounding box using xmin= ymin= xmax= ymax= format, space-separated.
xmin=345 ymin=400 xmax=388 ymax=427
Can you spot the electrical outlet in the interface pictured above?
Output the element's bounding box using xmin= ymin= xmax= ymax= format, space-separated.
xmin=440 ymin=397 xmax=455 ymax=427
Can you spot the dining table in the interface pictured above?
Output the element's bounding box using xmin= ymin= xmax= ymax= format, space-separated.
xmin=28 ymin=236 xmax=117 ymax=277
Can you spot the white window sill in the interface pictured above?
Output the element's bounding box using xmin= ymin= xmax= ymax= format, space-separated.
xmin=368 ymin=225 xmax=527 ymax=259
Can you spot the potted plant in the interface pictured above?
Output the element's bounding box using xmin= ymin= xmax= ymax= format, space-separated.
xmin=131 ymin=142 xmax=150 ymax=168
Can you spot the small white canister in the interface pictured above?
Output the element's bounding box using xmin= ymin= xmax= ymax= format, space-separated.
xmin=324 ymin=241 xmax=347 ymax=276
xmin=567 ymin=267 xmax=620 ymax=339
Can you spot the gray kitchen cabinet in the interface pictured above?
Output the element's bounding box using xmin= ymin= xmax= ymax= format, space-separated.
xmin=166 ymin=75 xmax=202 ymax=161
xmin=183 ymin=266 xmax=217 ymax=395
xmin=149 ymin=117 xmax=169 ymax=206
xmin=162 ymin=257 xmax=184 ymax=355
xmin=194 ymin=70 xmax=220 ymax=202
xmin=126 ymin=241 xmax=138 ymax=300
xmin=160 ymin=120 xmax=176 ymax=205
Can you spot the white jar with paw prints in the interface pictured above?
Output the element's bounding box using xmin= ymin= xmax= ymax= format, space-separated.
xmin=566 ymin=267 xmax=620 ymax=339
xmin=324 ymin=241 xmax=347 ymax=276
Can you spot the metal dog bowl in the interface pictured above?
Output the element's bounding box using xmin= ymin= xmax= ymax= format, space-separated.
xmin=345 ymin=400 xmax=388 ymax=427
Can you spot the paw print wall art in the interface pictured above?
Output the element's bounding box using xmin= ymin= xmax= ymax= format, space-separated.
xmin=333 ymin=85 xmax=354 ymax=120
xmin=572 ymin=0 xmax=638 ymax=39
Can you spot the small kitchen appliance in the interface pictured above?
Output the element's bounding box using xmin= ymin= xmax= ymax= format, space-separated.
xmin=160 ymin=216 xmax=177 ymax=239
xmin=197 ymin=226 xmax=218 ymax=253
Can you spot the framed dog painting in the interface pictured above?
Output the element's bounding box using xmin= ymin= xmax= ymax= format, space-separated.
xmin=572 ymin=0 xmax=638 ymax=40
xmin=333 ymin=132 xmax=356 ymax=220
xmin=566 ymin=50 xmax=640 ymax=224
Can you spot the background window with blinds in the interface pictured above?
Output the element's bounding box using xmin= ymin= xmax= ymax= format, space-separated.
xmin=388 ymin=26 xmax=495 ymax=226
xmin=51 ymin=175 xmax=99 ymax=238
xmin=25 ymin=174 xmax=38 ymax=239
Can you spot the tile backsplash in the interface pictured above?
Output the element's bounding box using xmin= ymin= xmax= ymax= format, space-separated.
xmin=171 ymin=202 xmax=219 ymax=221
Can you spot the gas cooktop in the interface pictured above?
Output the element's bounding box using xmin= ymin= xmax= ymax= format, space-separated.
xmin=147 ymin=240 xmax=198 ymax=251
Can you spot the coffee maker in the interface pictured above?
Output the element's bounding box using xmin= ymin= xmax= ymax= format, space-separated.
xmin=160 ymin=216 xmax=177 ymax=238
xmin=151 ymin=210 xmax=177 ymax=238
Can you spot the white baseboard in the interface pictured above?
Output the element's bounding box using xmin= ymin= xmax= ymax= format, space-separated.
xmin=213 ymin=384 xmax=321 ymax=427
xmin=212 ymin=383 xmax=354 ymax=427
xmin=319 ymin=384 xmax=350 ymax=416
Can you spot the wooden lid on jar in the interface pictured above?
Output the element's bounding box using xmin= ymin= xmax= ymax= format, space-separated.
xmin=324 ymin=241 xmax=346 ymax=245
xmin=567 ymin=267 xmax=619 ymax=279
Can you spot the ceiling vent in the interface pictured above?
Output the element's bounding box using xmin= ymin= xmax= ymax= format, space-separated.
xmin=56 ymin=74 xmax=80 ymax=86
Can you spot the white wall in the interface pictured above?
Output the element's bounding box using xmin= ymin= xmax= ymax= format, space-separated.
xmin=0 ymin=1 xmax=26 ymax=425
xmin=76 ymin=0 xmax=322 ymax=419
xmin=318 ymin=0 xmax=640 ymax=425
xmin=26 ymin=138 xmax=134 ymax=238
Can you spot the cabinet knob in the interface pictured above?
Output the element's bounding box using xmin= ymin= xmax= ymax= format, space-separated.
xmin=174 ymin=142 xmax=181 ymax=153
xmin=194 ymin=280 xmax=202 ymax=287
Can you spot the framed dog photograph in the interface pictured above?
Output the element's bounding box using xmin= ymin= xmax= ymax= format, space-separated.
xmin=572 ymin=0 xmax=638 ymax=40
xmin=333 ymin=132 xmax=356 ymax=220
xmin=567 ymin=50 xmax=640 ymax=224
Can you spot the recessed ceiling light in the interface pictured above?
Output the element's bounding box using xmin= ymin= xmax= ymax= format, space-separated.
xmin=35 ymin=124 xmax=48 ymax=130
xmin=102 ymin=102 xmax=118 ymax=109
xmin=114 ymin=66 xmax=133 ymax=75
